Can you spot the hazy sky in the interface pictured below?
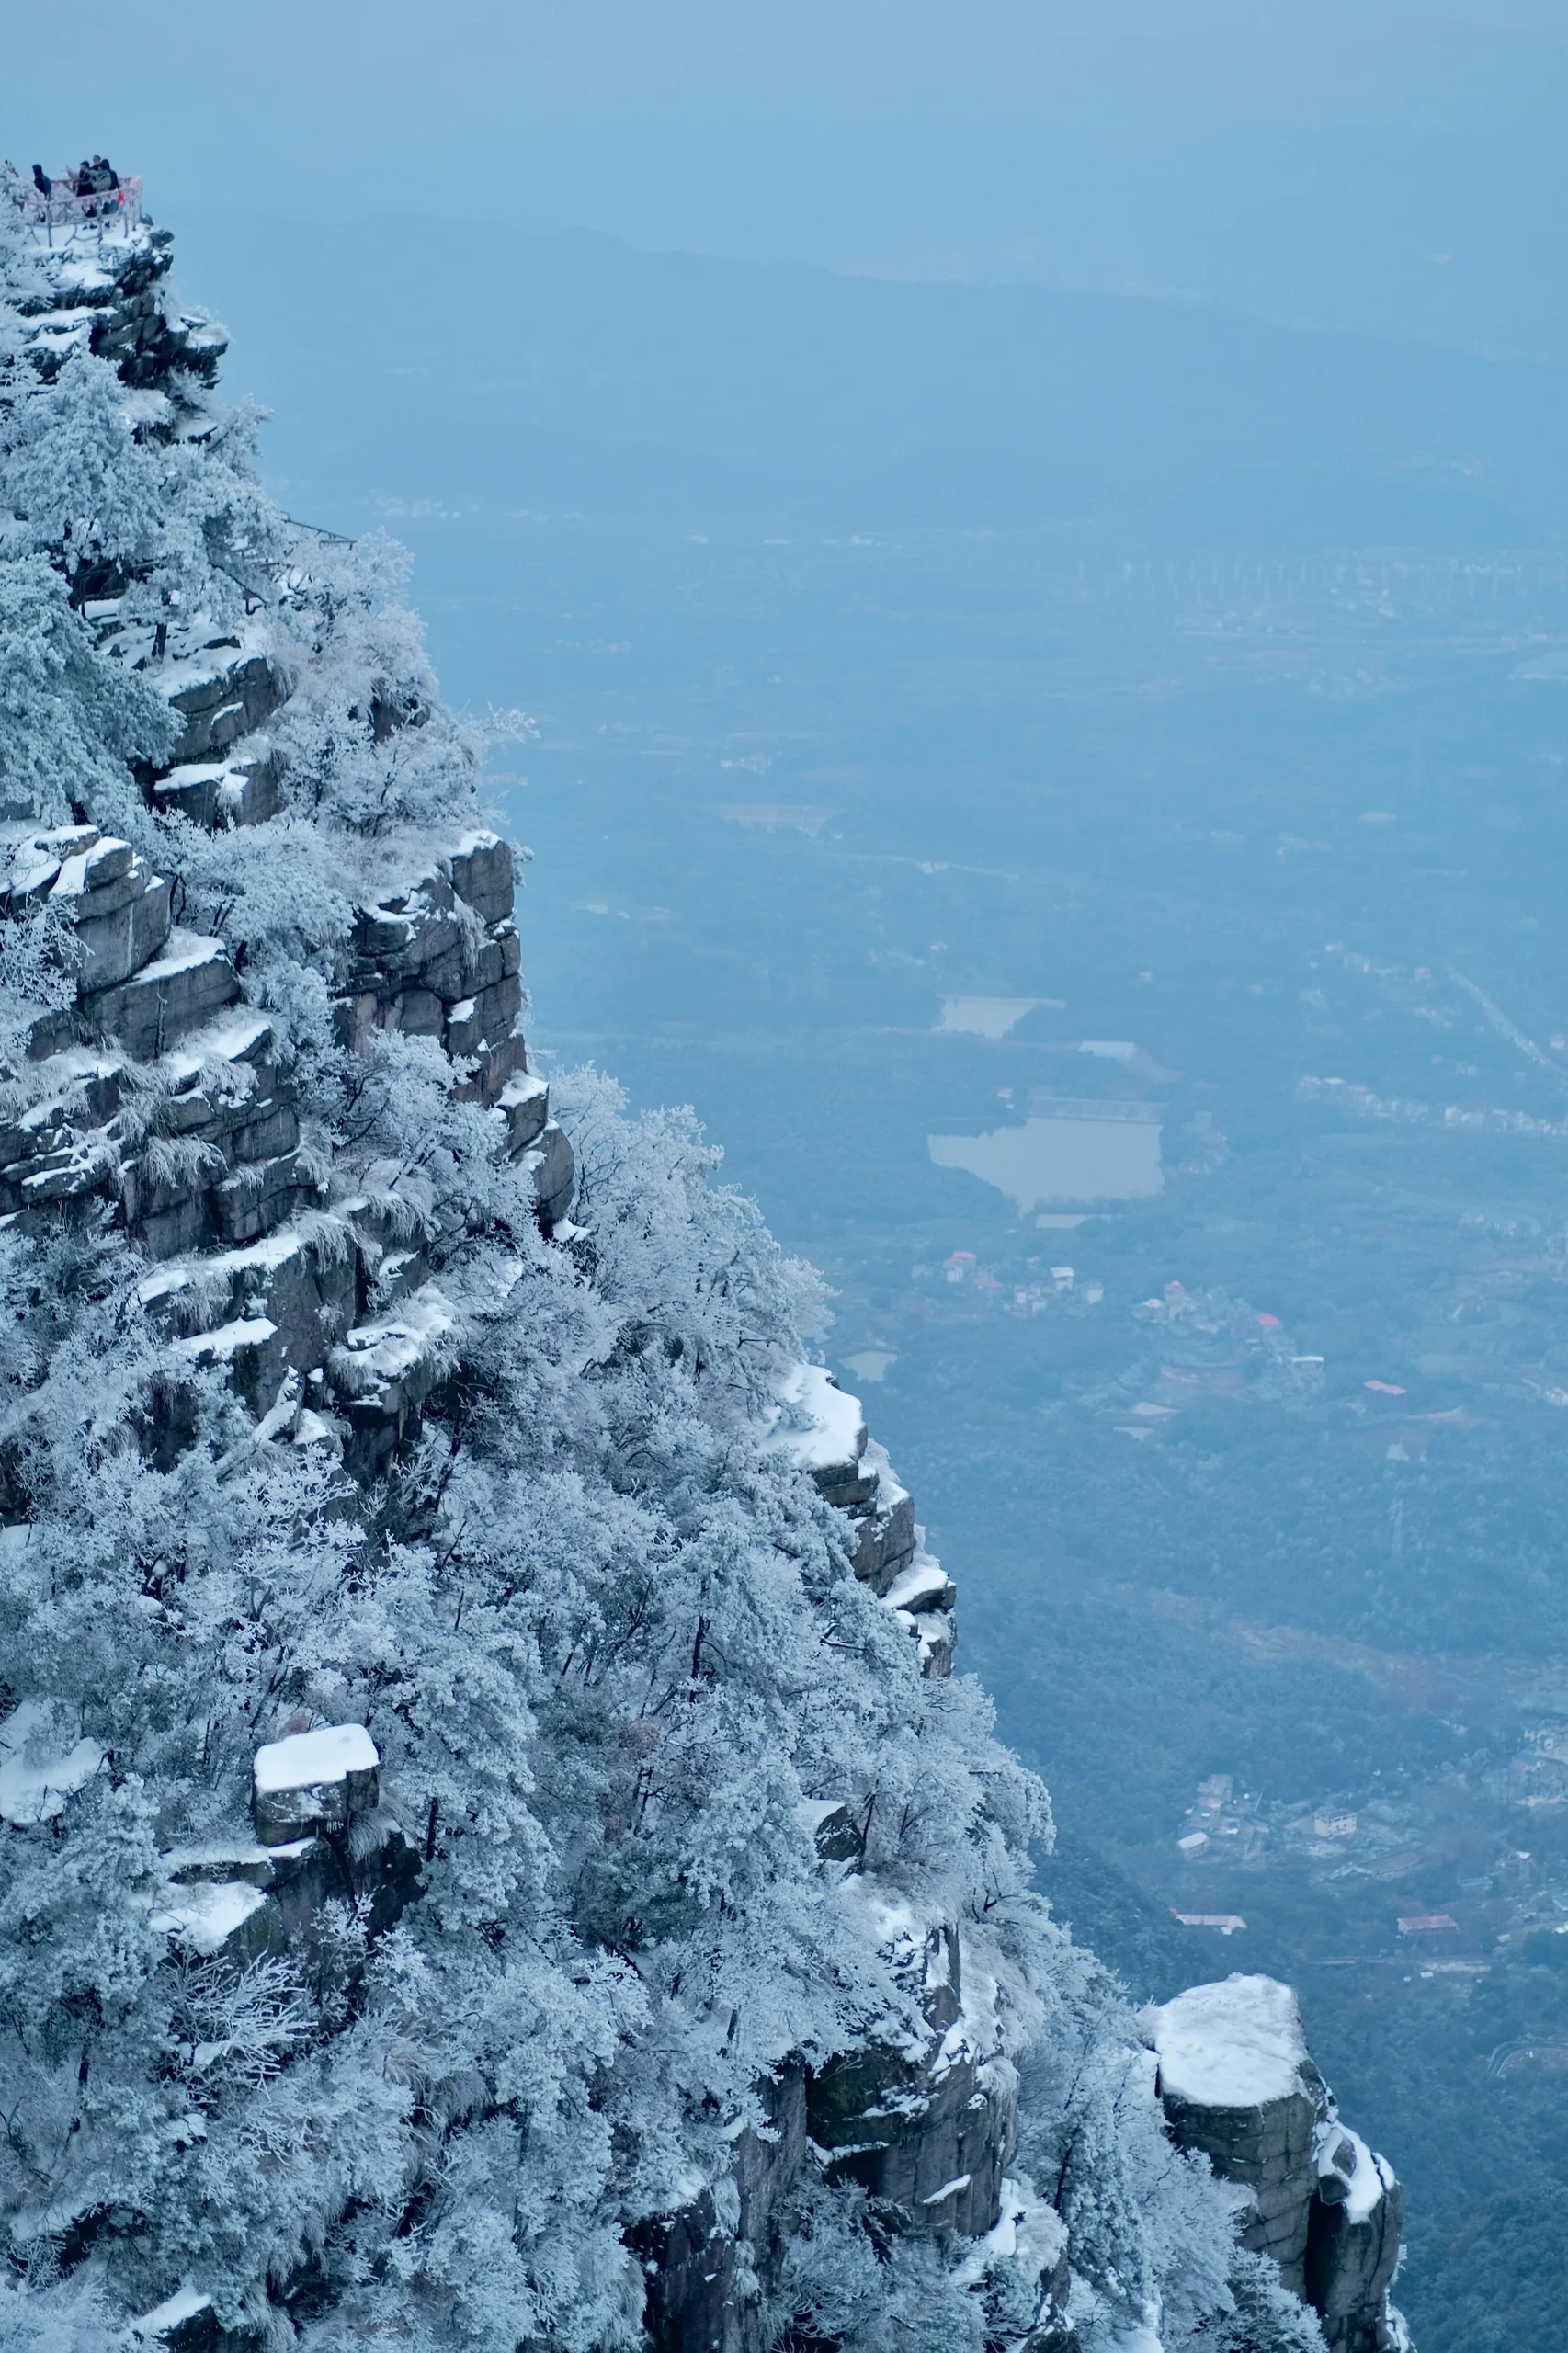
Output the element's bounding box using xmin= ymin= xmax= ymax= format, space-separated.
xmin=9 ymin=1 xmax=1568 ymax=353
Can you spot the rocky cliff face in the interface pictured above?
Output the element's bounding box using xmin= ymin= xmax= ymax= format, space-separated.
xmin=0 ymin=812 xmax=577 ymax=1482
xmin=1 ymin=786 xmax=993 ymax=2350
xmin=1151 ymin=1977 xmax=1409 ymax=2353
xmin=0 ymin=192 xmax=1412 ymax=2353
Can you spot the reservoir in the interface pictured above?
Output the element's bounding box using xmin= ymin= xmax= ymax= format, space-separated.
xmin=928 ymin=1102 xmax=1163 ymax=1213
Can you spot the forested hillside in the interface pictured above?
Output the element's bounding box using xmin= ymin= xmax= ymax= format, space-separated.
xmin=0 ymin=182 xmax=1395 ymax=2353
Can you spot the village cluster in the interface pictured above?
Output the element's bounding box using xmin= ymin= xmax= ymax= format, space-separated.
xmin=1164 ymin=1745 xmax=1568 ymax=2002
xmin=914 ymin=1248 xmax=1107 ymax=1311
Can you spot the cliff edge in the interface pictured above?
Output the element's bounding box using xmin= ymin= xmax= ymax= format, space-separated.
xmin=0 ymin=177 xmax=1408 ymax=2353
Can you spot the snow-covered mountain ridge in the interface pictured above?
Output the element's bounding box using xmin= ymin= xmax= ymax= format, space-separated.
xmin=0 ymin=189 xmax=1407 ymax=2353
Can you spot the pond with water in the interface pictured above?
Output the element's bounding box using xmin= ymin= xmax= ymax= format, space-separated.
xmin=927 ymin=1108 xmax=1164 ymax=1213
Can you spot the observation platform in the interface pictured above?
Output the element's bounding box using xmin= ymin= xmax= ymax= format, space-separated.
xmin=3 ymin=160 xmax=144 ymax=244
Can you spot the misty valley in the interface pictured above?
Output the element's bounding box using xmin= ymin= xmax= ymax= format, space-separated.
xmin=421 ymin=506 xmax=1568 ymax=2353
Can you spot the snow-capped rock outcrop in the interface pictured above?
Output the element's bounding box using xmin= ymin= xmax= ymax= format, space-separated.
xmin=1151 ymin=1976 xmax=1408 ymax=2352
xmin=771 ymin=1368 xmax=955 ymax=1680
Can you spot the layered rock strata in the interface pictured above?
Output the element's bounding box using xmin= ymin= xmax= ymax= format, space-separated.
xmin=0 ymin=820 xmax=567 ymax=1484
xmin=637 ymin=1897 xmax=1021 ymax=2351
xmin=13 ymin=215 xmax=226 ymax=402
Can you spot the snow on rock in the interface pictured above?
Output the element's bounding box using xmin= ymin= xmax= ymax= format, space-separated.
xmin=799 ymin=1795 xmax=862 ymax=1861
xmin=881 ymin=1535 xmax=957 ymax=1678
xmin=0 ymin=200 xmax=1341 ymax=2353
xmin=495 ymin=1066 xmax=551 ymax=1152
xmin=1340 ymin=2131 xmax=1389 ymax=2228
xmin=772 ymin=1362 xmax=867 ymax=1483
xmin=131 ymin=928 xmax=232 ymax=986
xmin=1151 ymin=1976 xmax=1324 ymax=2293
xmin=1313 ymin=2117 xmax=1393 ymax=2224
xmin=1152 ymin=1972 xmax=1312 ymax=2109
xmin=130 ymin=2284 xmax=215 ymax=2341
xmin=150 ymin=1879 xmax=276 ymax=1961
xmin=155 ymin=1008 xmax=275 ymax=1085
xmin=88 ymin=924 xmax=241 ymax=1058
xmin=328 ymin=1288 xmax=456 ymax=1403
xmin=902 ymin=1605 xmax=956 ymax=1679
xmin=809 ymin=1881 xmax=1018 ymax=2240
xmin=49 ymin=835 xmax=135 ymax=903
xmin=291 ymin=1406 xmax=340 ymax=1452
xmin=3 ymin=824 xmax=101 ymax=905
xmin=163 ymin=1836 xmax=318 ymax=1888
xmin=884 ymin=1553 xmax=956 ymax=1615
xmin=1304 ymin=2116 xmax=1407 ymax=2349
xmin=444 ymin=829 xmax=515 ymax=925
xmin=954 ymin=2171 xmax=1067 ymax=2297
xmin=846 ymin=1437 xmax=918 ymax=1594
xmin=0 ymin=1701 xmax=104 ymax=1826
xmin=171 ymin=1314 xmax=278 ymax=1364
xmin=255 ymin=1722 xmax=379 ymax=1794
xmin=252 ymin=1722 xmax=380 ymax=1844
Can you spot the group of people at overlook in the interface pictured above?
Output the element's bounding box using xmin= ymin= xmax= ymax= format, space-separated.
xmin=2 ymin=152 xmax=140 ymax=233
xmin=31 ymin=154 xmax=120 ymax=199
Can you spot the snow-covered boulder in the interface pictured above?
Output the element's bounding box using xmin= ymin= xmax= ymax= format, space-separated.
xmin=252 ymin=1722 xmax=380 ymax=1845
xmin=150 ymin=1878 xmax=281 ymax=1966
xmin=772 ymin=1362 xmax=874 ymax=1506
xmin=444 ymin=828 xmax=515 ymax=926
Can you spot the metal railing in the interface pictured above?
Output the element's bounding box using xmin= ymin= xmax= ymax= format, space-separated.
xmin=3 ymin=166 xmax=144 ymax=245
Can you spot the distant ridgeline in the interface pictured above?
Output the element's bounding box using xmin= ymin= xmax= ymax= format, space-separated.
xmin=0 ymin=185 xmax=1411 ymax=2353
